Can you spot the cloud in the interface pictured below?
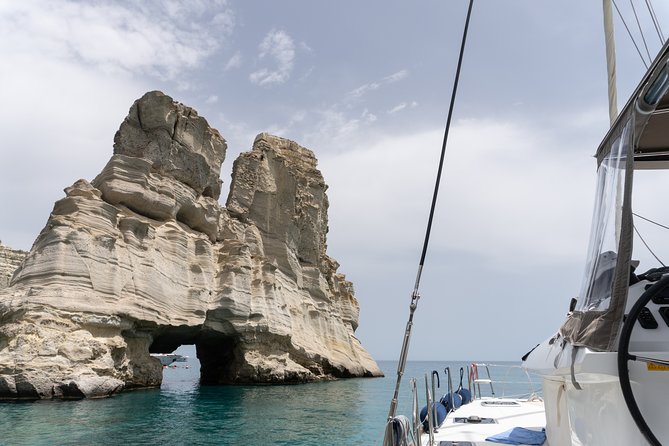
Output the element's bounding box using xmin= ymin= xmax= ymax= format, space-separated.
xmin=248 ymin=67 xmax=410 ymax=149
xmin=287 ymin=70 xmax=411 ymax=147
xmin=387 ymin=101 xmax=418 ymax=114
xmin=361 ymin=109 xmax=377 ymax=123
xmin=346 ymin=69 xmax=409 ymax=101
xmin=299 ymin=66 xmax=315 ymax=82
xmin=264 ymin=111 xmax=308 ymax=139
xmin=0 ymin=56 xmax=150 ymax=250
xmin=346 ymin=82 xmax=382 ymax=100
xmin=0 ymin=1 xmax=234 ymax=80
xmin=383 ymin=69 xmax=409 ymax=83
xmin=0 ymin=0 xmax=237 ymax=250
xmin=299 ymin=41 xmax=313 ymax=53
xmin=249 ymin=29 xmax=296 ymax=86
xmin=320 ymin=118 xmax=594 ymax=271
xmin=225 ymin=51 xmax=242 ymax=71
xmin=205 ymin=95 xmax=219 ymax=104
xmin=388 ymin=103 xmax=407 ymax=114
xmin=315 ymin=113 xmax=603 ymax=361
xmin=300 ymin=107 xmax=384 ymax=148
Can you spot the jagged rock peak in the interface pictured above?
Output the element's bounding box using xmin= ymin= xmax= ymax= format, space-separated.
xmin=0 ymin=92 xmax=382 ymax=400
xmin=92 ymin=92 xmax=224 ymax=242
xmin=113 ymin=91 xmax=226 ymax=199
xmin=227 ymin=133 xmax=329 ymax=267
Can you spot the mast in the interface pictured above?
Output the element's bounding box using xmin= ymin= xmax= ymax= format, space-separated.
xmin=603 ymin=0 xmax=618 ymax=125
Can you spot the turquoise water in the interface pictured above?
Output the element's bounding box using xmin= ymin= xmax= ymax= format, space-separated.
xmin=0 ymin=359 xmax=540 ymax=445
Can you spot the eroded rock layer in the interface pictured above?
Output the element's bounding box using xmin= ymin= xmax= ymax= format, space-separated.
xmin=0 ymin=91 xmax=381 ymax=399
xmin=0 ymin=241 xmax=26 ymax=289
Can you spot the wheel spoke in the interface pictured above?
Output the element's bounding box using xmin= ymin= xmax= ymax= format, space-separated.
xmin=629 ymin=355 xmax=669 ymax=367
xmin=617 ymin=275 xmax=669 ymax=446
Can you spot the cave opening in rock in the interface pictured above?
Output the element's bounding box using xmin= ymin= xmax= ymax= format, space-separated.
xmin=154 ymin=344 xmax=200 ymax=390
xmin=148 ymin=329 xmax=240 ymax=387
xmin=149 ymin=328 xmax=202 ymax=389
xmin=195 ymin=333 xmax=240 ymax=385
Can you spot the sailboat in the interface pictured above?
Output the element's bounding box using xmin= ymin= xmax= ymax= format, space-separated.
xmin=521 ymin=34 xmax=669 ymax=446
xmin=385 ymin=1 xmax=669 ymax=445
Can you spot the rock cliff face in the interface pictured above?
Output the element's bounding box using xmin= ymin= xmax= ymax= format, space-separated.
xmin=0 ymin=242 xmax=27 ymax=289
xmin=0 ymin=91 xmax=381 ymax=399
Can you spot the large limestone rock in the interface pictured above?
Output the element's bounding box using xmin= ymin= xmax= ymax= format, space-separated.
xmin=0 ymin=91 xmax=381 ymax=399
xmin=0 ymin=241 xmax=26 ymax=289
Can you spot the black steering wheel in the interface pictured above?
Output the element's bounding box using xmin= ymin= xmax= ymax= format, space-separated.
xmin=617 ymin=275 xmax=669 ymax=446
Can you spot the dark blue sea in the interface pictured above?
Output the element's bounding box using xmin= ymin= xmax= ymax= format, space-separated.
xmin=0 ymin=352 xmax=540 ymax=445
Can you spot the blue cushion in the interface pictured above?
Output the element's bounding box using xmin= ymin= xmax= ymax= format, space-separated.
xmin=485 ymin=427 xmax=546 ymax=445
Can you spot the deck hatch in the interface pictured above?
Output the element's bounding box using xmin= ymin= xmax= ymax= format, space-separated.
xmin=453 ymin=416 xmax=497 ymax=424
xmin=481 ymin=400 xmax=521 ymax=407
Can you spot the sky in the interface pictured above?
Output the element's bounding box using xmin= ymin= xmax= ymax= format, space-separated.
xmin=1 ymin=0 xmax=669 ymax=362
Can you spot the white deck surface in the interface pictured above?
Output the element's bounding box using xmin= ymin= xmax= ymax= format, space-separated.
xmin=421 ymin=397 xmax=546 ymax=445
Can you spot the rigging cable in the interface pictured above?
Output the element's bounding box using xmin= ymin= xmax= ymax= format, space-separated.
xmin=384 ymin=0 xmax=474 ymax=424
xmin=644 ymin=0 xmax=665 ymax=43
xmin=612 ymin=0 xmax=650 ymax=68
xmin=632 ymin=212 xmax=668 ymax=266
xmin=632 ymin=212 xmax=669 ymax=231
xmin=629 ymin=0 xmax=652 ymax=62
xmin=633 ymin=224 xmax=666 ymax=267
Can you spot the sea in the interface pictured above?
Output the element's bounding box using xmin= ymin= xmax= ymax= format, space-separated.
xmin=0 ymin=351 xmax=541 ymax=446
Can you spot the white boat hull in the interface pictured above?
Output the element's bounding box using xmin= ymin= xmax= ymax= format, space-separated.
xmin=421 ymin=397 xmax=546 ymax=445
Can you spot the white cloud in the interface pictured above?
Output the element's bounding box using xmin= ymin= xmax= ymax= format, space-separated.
xmin=225 ymin=51 xmax=242 ymax=71
xmin=320 ymin=118 xmax=594 ymax=271
xmin=387 ymin=101 xmax=418 ymax=114
xmin=0 ymin=0 xmax=237 ymax=250
xmin=175 ymin=80 xmax=194 ymax=91
xmin=249 ymin=29 xmax=295 ymax=86
xmin=0 ymin=1 xmax=234 ymax=80
xmin=259 ymin=111 xmax=309 ymax=142
xmin=300 ymin=108 xmax=366 ymax=148
xmin=345 ymin=69 xmax=409 ymax=102
xmin=299 ymin=66 xmax=315 ymax=82
xmin=290 ymin=111 xmax=307 ymax=124
xmin=0 ymin=56 xmax=150 ymax=250
xmin=387 ymin=103 xmax=408 ymax=114
xmin=206 ymin=95 xmax=219 ymax=104
xmin=346 ymin=82 xmax=381 ymax=100
xmin=383 ymin=69 xmax=409 ymax=83
xmin=300 ymin=41 xmax=313 ymax=53
xmin=361 ymin=109 xmax=377 ymax=123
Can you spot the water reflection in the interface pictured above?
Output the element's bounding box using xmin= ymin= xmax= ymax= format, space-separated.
xmin=0 ymin=360 xmax=530 ymax=445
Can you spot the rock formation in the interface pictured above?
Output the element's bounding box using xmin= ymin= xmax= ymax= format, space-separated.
xmin=0 ymin=91 xmax=381 ymax=399
xmin=0 ymin=241 xmax=27 ymax=289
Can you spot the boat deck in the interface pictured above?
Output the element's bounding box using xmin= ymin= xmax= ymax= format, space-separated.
xmin=422 ymin=397 xmax=546 ymax=445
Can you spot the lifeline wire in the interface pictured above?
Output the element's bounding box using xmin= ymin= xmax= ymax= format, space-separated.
xmin=385 ymin=0 xmax=474 ymax=423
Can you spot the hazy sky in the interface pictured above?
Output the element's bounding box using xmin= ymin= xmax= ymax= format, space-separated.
xmin=1 ymin=1 xmax=668 ymax=361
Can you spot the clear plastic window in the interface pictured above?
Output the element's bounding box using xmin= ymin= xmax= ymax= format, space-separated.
xmin=577 ymin=120 xmax=631 ymax=311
